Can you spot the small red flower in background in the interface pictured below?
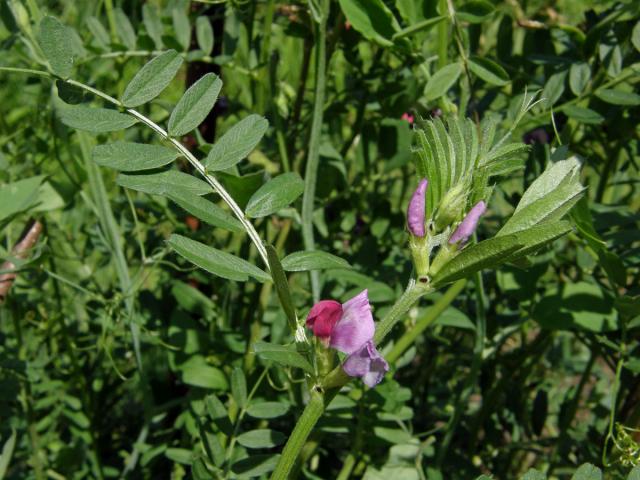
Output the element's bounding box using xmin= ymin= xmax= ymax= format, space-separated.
xmin=401 ymin=112 xmax=415 ymax=125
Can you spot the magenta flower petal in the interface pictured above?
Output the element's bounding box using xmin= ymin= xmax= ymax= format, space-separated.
xmin=343 ymin=341 xmax=389 ymax=387
xmin=449 ymin=200 xmax=486 ymax=246
xmin=330 ymin=290 xmax=374 ymax=355
xmin=407 ymin=179 xmax=428 ymax=237
xmin=306 ymin=300 xmax=343 ymax=339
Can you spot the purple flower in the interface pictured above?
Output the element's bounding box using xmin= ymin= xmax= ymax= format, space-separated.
xmin=306 ymin=290 xmax=388 ymax=387
xmin=343 ymin=341 xmax=389 ymax=387
xmin=407 ymin=179 xmax=428 ymax=237
xmin=449 ymin=201 xmax=486 ymax=246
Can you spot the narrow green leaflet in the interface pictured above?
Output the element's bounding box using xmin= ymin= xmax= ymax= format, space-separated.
xmin=281 ymin=251 xmax=351 ymax=271
xmin=196 ymin=16 xmax=214 ymax=55
xmin=595 ymin=89 xmax=640 ymax=106
xmin=179 ymin=356 xmax=228 ymax=390
xmin=168 ymin=73 xmax=222 ymax=136
xmin=236 ymin=429 xmax=285 ymax=449
xmin=172 ymin=8 xmax=191 ymax=51
xmin=246 ymin=402 xmax=290 ymax=419
xmin=87 ymin=17 xmax=110 ymax=49
xmin=38 ymin=16 xmax=75 ymax=78
xmin=338 ymin=0 xmax=400 ymax=47
xmin=93 ymin=142 xmax=179 ymax=171
xmin=542 ymin=70 xmax=567 ymax=108
xmin=0 ymin=430 xmax=17 ymax=478
xmin=142 ymin=4 xmax=164 ymax=49
xmin=456 ymin=0 xmax=495 ymax=23
xmin=253 ymin=342 xmax=314 ymax=374
xmin=424 ymin=63 xmax=462 ymax=101
xmin=245 ymin=173 xmax=304 ymax=218
xmin=564 ymin=106 xmax=604 ymax=124
xmin=168 ymin=234 xmax=270 ymax=282
xmin=498 ymin=183 xmax=583 ymax=235
xmin=266 ymin=245 xmax=297 ymax=332
xmin=204 ymin=115 xmax=269 ymax=171
xmin=432 ymin=235 xmax=524 ymax=287
xmin=231 ymin=368 xmax=247 ymax=409
xmin=569 ymin=61 xmax=590 ymax=95
xmin=121 ymin=50 xmax=183 ymax=107
xmin=501 ymin=221 xmax=573 ymax=263
xmin=468 ymin=56 xmax=510 ymax=86
xmin=114 ymin=8 xmax=137 ymax=49
xmin=232 ymin=454 xmax=280 ymax=477
xmin=58 ymin=106 xmax=137 ymax=133
xmin=117 ymin=170 xmax=210 ymax=197
xmin=167 ymin=190 xmax=243 ymax=232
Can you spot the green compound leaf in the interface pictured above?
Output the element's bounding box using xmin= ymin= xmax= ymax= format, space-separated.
xmin=281 ymin=251 xmax=352 ymax=271
xmin=168 ymin=234 xmax=270 ymax=283
xmin=117 ymin=170 xmax=210 ymax=197
xmin=468 ymin=56 xmax=510 ymax=86
xmin=424 ymin=63 xmax=463 ymax=101
xmin=236 ymin=429 xmax=285 ymax=449
xmin=93 ymin=142 xmax=179 ymax=171
xmin=121 ymin=50 xmax=183 ymax=107
xmin=245 ymin=173 xmax=304 ymax=218
xmin=253 ymin=342 xmax=314 ymax=374
xmin=167 ymin=190 xmax=243 ymax=232
xmin=58 ymin=106 xmax=137 ymax=133
xmin=204 ymin=115 xmax=269 ymax=171
xmin=38 ymin=16 xmax=75 ymax=79
xmin=168 ymin=73 xmax=222 ymax=136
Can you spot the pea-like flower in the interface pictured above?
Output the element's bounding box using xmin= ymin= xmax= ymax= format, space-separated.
xmin=407 ymin=179 xmax=428 ymax=237
xmin=449 ymin=201 xmax=486 ymax=246
xmin=306 ymin=290 xmax=388 ymax=387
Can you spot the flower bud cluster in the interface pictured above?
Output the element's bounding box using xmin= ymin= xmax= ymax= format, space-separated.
xmin=406 ymin=178 xmax=486 ymax=279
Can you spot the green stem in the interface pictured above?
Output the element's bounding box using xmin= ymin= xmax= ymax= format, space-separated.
xmin=301 ymin=0 xmax=330 ymax=302
xmin=270 ymin=390 xmax=327 ymax=480
xmin=103 ymin=0 xmax=118 ymax=44
xmin=373 ymin=282 xmax=430 ymax=345
xmin=386 ymin=280 xmax=466 ymax=364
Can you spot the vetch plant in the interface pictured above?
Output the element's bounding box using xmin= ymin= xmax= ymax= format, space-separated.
xmin=3 ymin=2 xmax=637 ymax=478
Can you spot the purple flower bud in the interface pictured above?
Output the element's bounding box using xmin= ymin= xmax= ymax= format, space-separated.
xmin=343 ymin=340 xmax=389 ymax=387
xmin=449 ymin=201 xmax=487 ymax=246
xmin=407 ymin=179 xmax=428 ymax=237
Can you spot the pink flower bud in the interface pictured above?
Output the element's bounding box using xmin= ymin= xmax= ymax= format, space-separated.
xmin=306 ymin=300 xmax=342 ymax=339
xmin=449 ymin=201 xmax=486 ymax=246
xmin=407 ymin=179 xmax=428 ymax=237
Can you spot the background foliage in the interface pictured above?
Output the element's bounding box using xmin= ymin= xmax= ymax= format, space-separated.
xmin=0 ymin=0 xmax=639 ymax=479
